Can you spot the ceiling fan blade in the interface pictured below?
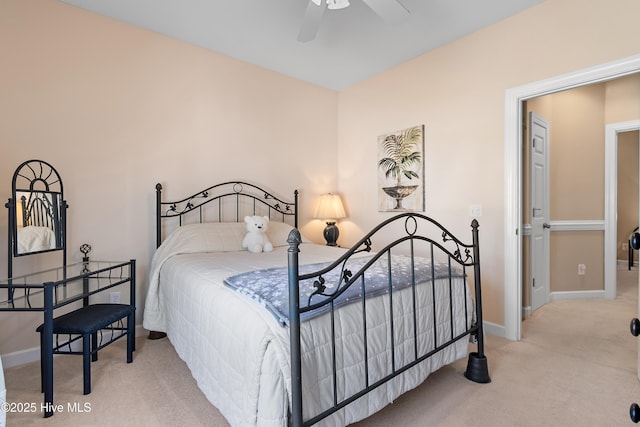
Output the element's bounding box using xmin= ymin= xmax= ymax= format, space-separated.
xmin=297 ymin=0 xmax=327 ymax=43
xmin=361 ymin=0 xmax=409 ymax=24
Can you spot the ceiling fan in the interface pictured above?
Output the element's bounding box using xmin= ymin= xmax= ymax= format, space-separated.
xmin=297 ymin=0 xmax=410 ymax=43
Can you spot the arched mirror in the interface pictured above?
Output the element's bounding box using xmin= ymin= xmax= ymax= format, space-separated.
xmin=6 ymin=160 xmax=67 ymax=259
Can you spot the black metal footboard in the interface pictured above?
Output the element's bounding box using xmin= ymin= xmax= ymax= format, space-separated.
xmin=287 ymin=213 xmax=490 ymax=427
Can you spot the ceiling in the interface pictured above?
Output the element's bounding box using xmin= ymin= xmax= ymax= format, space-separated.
xmin=59 ymin=0 xmax=543 ymax=91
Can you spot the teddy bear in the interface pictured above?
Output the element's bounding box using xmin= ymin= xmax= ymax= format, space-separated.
xmin=242 ymin=215 xmax=274 ymax=253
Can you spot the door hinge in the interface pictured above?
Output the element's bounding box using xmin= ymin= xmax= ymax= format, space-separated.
xmin=532 ymin=278 xmax=536 ymax=288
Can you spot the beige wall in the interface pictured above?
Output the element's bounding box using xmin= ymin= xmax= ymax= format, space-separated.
xmin=549 ymin=85 xmax=605 ymax=221
xmin=534 ymin=84 xmax=606 ymax=294
xmin=606 ymin=75 xmax=640 ymax=123
xmin=551 ymin=231 xmax=604 ymax=292
xmin=337 ymin=0 xmax=640 ymax=326
xmin=2 ymin=0 xmax=640 ymax=356
xmin=0 ymin=0 xmax=339 ymax=354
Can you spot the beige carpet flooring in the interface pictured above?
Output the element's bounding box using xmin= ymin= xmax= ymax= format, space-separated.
xmin=4 ymin=266 xmax=640 ymax=426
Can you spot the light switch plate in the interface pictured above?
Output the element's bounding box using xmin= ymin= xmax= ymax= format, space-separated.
xmin=469 ymin=204 xmax=482 ymax=217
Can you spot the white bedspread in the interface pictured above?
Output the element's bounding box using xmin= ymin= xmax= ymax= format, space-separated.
xmin=143 ymin=226 xmax=473 ymax=427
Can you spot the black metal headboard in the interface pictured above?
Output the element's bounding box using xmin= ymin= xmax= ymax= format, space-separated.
xmin=155 ymin=181 xmax=298 ymax=248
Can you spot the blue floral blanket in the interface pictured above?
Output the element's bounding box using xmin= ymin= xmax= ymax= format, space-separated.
xmin=223 ymin=254 xmax=465 ymax=326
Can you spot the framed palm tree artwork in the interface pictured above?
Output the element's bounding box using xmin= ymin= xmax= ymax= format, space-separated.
xmin=377 ymin=124 xmax=425 ymax=212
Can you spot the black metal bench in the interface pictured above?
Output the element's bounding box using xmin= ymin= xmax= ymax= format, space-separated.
xmin=36 ymin=303 xmax=135 ymax=395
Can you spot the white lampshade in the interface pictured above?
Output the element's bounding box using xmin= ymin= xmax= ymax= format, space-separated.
xmin=314 ymin=193 xmax=346 ymax=221
xmin=312 ymin=0 xmax=350 ymax=10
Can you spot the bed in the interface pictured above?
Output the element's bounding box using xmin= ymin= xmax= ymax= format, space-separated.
xmin=142 ymin=181 xmax=489 ymax=427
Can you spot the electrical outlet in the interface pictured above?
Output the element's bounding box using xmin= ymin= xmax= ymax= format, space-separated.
xmin=578 ymin=264 xmax=586 ymax=276
xmin=109 ymin=291 xmax=120 ymax=304
xmin=469 ymin=204 xmax=482 ymax=217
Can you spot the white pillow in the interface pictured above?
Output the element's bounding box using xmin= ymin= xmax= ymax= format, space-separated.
xmin=161 ymin=221 xmax=303 ymax=253
xmin=163 ymin=222 xmax=247 ymax=253
xmin=267 ymin=221 xmax=307 ymax=247
xmin=266 ymin=221 xmax=293 ymax=247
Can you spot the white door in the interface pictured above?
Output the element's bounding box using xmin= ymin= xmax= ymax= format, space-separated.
xmin=530 ymin=112 xmax=550 ymax=312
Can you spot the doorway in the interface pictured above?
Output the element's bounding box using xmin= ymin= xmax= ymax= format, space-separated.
xmin=504 ymin=54 xmax=640 ymax=341
xmin=522 ymin=84 xmax=634 ymax=317
xmin=607 ymin=123 xmax=640 ymax=298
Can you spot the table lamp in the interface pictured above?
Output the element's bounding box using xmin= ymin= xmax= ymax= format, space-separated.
xmin=314 ymin=193 xmax=346 ymax=246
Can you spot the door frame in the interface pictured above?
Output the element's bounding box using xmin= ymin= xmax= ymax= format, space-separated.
xmin=504 ymin=53 xmax=640 ymax=341
xmin=605 ymin=120 xmax=640 ymax=299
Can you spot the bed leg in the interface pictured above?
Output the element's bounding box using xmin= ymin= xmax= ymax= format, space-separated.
xmin=465 ymin=219 xmax=491 ymax=384
xmin=464 ymin=322 xmax=490 ymax=383
xmin=147 ymin=331 xmax=167 ymax=340
xmin=464 ymin=351 xmax=491 ymax=384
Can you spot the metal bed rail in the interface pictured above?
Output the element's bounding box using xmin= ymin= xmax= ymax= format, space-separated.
xmin=287 ymin=213 xmax=490 ymax=426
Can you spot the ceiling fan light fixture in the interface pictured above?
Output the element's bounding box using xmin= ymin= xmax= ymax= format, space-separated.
xmin=312 ymin=0 xmax=350 ymax=10
xmin=328 ymin=0 xmax=350 ymax=9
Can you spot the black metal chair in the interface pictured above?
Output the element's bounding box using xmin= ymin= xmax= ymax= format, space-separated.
xmin=36 ymin=303 xmax=135 ymax=395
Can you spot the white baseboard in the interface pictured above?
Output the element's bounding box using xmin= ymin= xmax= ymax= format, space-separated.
xmin=550 ymin=290 xmax=605 ymax=301
xmin=618 ymin=259 xmax=638 ymax=269
xmin=1 ymin=324 xmax=147 ymax=369
xmin=482 ymin=320 xmax=504 ymax=338
xmin=525 ymin=290 xmax=609 ymax=308
xmin=1 ymin=347 xmax=40 ymax=370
